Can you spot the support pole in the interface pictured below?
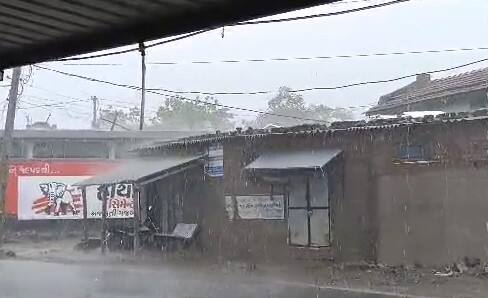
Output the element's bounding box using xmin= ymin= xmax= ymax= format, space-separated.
xmin=0 ymin=67 xmax=21 ymax=244
xmin=82 ymin=186 xmax=88 ymax=242
xmin=91 ymin=96 xmax=98 ymax=129
xmin=133 ymin=184 xmax=140 ymax=255
xmin=101 ymin=184 xmax=108 ymax=254
xmin=138 ymin=42 xmax=146 ymax=131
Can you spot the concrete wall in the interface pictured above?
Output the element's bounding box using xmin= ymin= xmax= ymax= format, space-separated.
xmin=376 ymin=166 xmax=488 ymax=266
xmin=373 ymin=120 xmax=488 ymax=265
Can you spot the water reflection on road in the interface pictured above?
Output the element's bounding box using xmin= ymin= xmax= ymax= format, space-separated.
xmin=0 ymin=259 xmax=406 ymax=298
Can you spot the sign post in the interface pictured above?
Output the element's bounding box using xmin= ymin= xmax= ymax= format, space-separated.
xmin=82 ymin=186 xmax=88 ymax=242
xmin=101 ymin=184 xmax=108 ymax=254
xmin=133 ymin=184 xmax=140 ymax=256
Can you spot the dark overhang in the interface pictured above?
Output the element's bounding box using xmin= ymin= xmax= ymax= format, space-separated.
xmin=0 ymin=0 xmax=338 ymax=69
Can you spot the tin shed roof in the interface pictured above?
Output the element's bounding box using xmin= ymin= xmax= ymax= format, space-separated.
xmin=368 ymin=67 xmax=488 ymax=114
xmin=245 ymin=149 xmax=342 ymax=171
xmin=74 ymin=155 xmax=202 ymax=186
xmin=0 ymin=0 xmax=339 ymax=69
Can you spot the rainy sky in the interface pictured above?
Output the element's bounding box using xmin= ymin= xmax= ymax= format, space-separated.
xmin=0 ymin=0 xmax=487 ymax=129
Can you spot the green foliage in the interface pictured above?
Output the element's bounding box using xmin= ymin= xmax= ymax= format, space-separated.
xmin=97 ymin=87 xmax=352 ymax=131
xmin=151 ymin=96 xmax=234 ymax=131
xmin=255 ymin=86 xmax=353 ymax=128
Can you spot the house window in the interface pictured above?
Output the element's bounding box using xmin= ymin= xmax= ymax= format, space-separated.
xmin=288 ymin=174 xmax=330 ymax=247
xmin=398 ymin=145 xmax=424 ymax=160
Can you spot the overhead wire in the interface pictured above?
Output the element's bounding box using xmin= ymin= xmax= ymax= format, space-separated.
xmin=28 ymin=85 xmax=141 ymax=108
xmin=22 ymin=86 xmax=164 ymax=120
xmin=54 ymin=0 xmax=411 ymax=62
xmin=33 ymin=65 xmax=331 ymax=123
xmin=235 ymin=0 xmax=411 ymax=25
xmin=330 ymin=0 xmax=382 ymax=4
xmin=146 ymin=57 xmax=488 ymax=95
xmin=145 ymin=47 xmax=488 ymax=66
xmin=33 ymin=57 xmax=488 ymax=116
xmin=18 ymin=98 xmax=89 ymax=110
xmin=64 ymin=46 xmax=488 ymax=66
xmin=55 ymin=29 xmax=212 ymax=62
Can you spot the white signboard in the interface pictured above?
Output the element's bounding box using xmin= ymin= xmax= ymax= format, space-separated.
xmin=18 ymin=175 xmax=134 ymax=220
xmin=226 ymin=195 xmax=285 ymax=220
xmin=205 ymin=144 xmax=223 ymax=177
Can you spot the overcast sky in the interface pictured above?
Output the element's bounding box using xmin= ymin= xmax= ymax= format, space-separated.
xmin=1 ymin=0 xmax=487 ymax=129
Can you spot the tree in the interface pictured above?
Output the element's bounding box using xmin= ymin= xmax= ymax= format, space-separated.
xmin=256 ymin=87 xmax=308 ymax=127
xmin=151 ymin=96 xmax=234 ymax=131
xmin=255 ymin=86 xmax=353 ymax=128
xmin=308 ymin=104 xmax=354 ymax=122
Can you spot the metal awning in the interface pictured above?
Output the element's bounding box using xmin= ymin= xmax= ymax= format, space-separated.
xmin=74 ymin=155 xmax=202 ymax=186
xmin=0 ymin=0 xmax=339 ymax=69
xmin=244 ymin=149 xmax=342 ymax=172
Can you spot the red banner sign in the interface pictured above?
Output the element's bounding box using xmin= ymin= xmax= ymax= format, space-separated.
xmin=6 ymin=161 xmax=122 ymax=219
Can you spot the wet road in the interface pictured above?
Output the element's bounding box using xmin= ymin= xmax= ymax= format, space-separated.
xmin=0 ymin=259 xmax=423 ymax=298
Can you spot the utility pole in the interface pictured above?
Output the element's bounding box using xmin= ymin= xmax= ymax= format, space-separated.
xmin=138 ymin=42 xmax=146 ymax=131
xmin=0 ymin=67 xmax=21 ymax=244
xmin=91 ymin=96 xmax=98 ymax=129
xmin=110 ymin=111 xmax=118 ymax=131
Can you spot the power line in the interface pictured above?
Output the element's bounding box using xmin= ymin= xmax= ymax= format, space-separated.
xmin=55 ymin=29 xmax=211 ymax=62
xmin=145 ymin=47 xmax=488 ymax=66
xmin=145 ymin=58 xmax=488 ymax=95
xmin=28 ymin=84 xmax=140 ymax=108
xmin=34 ymin=56 xmax=488 ymax=107
xmin=24 ymin=82 xmax=372 ymax=115
xmin=32 ymin=65 xmax=331 ymax=123
xmin=18 ymin=93 xmax=142 ymax=123
xmin=53 ymin=0 xmax=410 ymax=63
xmin=25 ymin=85 xmax=162 ymax=121
xmin=331 ymin=0 xmax=382 ymax=4
xmin=18 ymin=98 xmax=88 ymax=110
xmin=235 ymin=0 xmax=411 ymax=25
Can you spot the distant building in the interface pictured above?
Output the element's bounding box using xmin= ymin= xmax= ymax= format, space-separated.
xmin=3 ymin=129 xmax=205 ymax=219
xmin=4 ymin=129 xmax=204 ymax=160
xmin=367 ymin=68 xmax=488 ymax=115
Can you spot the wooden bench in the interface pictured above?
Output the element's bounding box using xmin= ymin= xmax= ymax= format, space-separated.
xmin=153 ymin=223 xmax=199 ymax=251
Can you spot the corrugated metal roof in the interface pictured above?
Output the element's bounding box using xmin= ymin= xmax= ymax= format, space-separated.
xmin=0 ymin=0 xmax=338 ymax=68
xmin=245 ymin=149 xmax=342 ymax=171
xmin=134 ymin=109 xmax=488 ymax=151
xmin=368 ymin=67 xmax=488 ymax=114
xmin=74 ymin=155 xmax=202 ymax=186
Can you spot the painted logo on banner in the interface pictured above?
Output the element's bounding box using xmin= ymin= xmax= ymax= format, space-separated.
xmin=205 ymin=144 xmax=223 ymax=177
xmin=18 ymin=175 xmax=134 ymax=220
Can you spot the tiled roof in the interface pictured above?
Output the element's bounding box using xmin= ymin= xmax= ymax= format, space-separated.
xmin=368 ymin=67 xmax=488 ymax=113
xmin=135 ymin=109 xmax=488 ymax=151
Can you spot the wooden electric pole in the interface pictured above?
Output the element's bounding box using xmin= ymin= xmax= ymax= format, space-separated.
xmin=138 ymin=42 xmax=146 ymax=131
xmin=0 ymin=67 xmax=21 ymax=243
